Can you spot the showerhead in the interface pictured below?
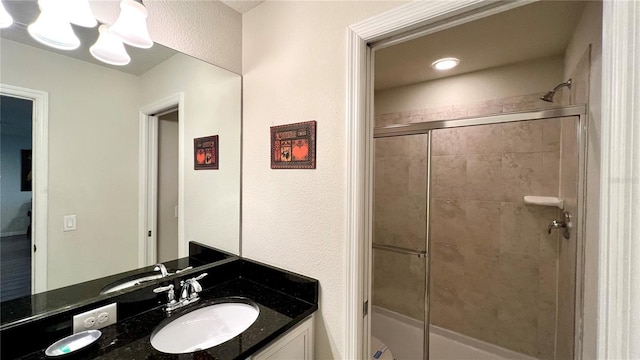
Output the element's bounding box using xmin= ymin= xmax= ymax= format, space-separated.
xmin=540 ymin=79 xmax=572 ymax=103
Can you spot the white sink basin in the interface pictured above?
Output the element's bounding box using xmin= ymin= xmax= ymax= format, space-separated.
xmin=150 ymin=302 xmax=260 ymax=354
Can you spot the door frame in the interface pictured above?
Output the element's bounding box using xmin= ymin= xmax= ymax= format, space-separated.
xmin=138 ymin=93 xmax=185 ymax=267
xmin=1 ymin=83 xmax=49 ymax=294
xmin=345 ymin=0 xmax=636 ymax=358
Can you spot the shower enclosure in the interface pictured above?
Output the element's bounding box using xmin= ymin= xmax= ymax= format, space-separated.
xmin=371 ymin=106 xmax=587 ymax=360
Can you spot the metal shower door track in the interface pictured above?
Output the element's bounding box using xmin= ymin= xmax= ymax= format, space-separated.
xmin=373 ymin=104 xmax=587 ymax=138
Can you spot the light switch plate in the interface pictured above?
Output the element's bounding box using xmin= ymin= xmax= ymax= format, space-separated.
xmin=72 ymin=303 xmax=117 ymax=333
xmin=63 ymin=215 xmax=77 ymax=232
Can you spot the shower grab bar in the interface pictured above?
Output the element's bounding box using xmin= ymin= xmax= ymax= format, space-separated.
xmin=373 ymin=244 xmax=427 ymax=258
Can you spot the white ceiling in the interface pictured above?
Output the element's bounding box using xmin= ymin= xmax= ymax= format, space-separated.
xmin=375 ymin=1 xmax=587 ymax=90
xmin=220 ymin=0 xmax=264 ymax=14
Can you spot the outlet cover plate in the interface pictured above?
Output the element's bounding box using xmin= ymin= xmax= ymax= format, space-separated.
xmin=72 ymin=303 xmax=117 ymax=333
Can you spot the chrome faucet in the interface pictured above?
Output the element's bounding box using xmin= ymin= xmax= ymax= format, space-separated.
xmin=548 ymin=211 xmax=572 ymax=240
xmin=154 ymin=263 xmax=169 ymax=277
xmin=153 ymin=273 xmax=208 ymax=313
xmin=180 ymin=273 xmax=208 ymax=302
xmin=153 ymin=284 xmax=181 ymax=312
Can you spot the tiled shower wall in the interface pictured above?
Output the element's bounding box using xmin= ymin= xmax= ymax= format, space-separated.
xmin=373 ymin=95 xmax=564 ymax=359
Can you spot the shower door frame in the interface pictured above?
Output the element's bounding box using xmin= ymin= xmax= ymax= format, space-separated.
xmin=372 ymin=104 xmax=588 ymax=360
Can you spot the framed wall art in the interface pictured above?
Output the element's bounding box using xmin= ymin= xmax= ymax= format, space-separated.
xmin=270 ymin=121 xmax=316 ymax=169
xmin=194 ymin=135 xmax=219 ymax=170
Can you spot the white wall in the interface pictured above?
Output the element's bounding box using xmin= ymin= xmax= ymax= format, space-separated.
xmin=0 ymin=97 xmax=32 ymax=236
xmin=562 ymin=2 xmax=603 ymax=358
xmin=242 ymin=1 xmax=404 ymax=358
xmin=90 ymin=0 xmax=242 ymax=74
xmin=375 ymin=55 xmax=563 ymax=115
xmin=1 ymin=39 xmax=141 ymax=290
xmin=140 ymin=53 xmax=242 ymax=255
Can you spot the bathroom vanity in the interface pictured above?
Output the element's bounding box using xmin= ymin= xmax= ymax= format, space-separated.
xmin=0 ymin=243 xmax=318 ymax=359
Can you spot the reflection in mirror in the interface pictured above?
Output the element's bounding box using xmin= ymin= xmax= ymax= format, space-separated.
xmin=0 ymin=1 xmax=241 ymax=305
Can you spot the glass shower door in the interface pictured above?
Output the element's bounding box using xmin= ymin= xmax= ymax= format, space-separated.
xmin=371 ymin=133 xmax=430 ymax=360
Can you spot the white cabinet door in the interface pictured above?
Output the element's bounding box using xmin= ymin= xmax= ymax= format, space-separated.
xmin=251 ymin=315 xmax=314 ymax=360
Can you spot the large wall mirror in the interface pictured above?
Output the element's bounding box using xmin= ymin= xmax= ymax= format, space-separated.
xmin=0 ymin=1 xmax=241 ymax=307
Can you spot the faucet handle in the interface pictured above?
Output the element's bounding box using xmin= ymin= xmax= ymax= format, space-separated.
xmin=193 ymin=273 xmax=207 ymax=281
xmin=153 ymin=284 xmax=175 ymax=301
xmin=175 ymin=266 xmax=193 ymax=274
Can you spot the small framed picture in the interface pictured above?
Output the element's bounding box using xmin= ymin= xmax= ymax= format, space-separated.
xmin=194 ymin=135 xmax=219 ymax=170
xmin=270 ymin=121 xmax=316 ymax=169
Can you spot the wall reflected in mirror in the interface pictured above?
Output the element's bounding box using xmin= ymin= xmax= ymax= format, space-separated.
xmin=0 ymin=1 xmax=241 ymax=303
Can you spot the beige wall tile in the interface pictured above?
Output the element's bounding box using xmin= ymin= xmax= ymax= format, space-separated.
xmin=497 ymin=295 xmax=538 ymax=356
xmin=430 ymin=285 xmax=464 ymax=332
xmin=372 ymin=249 xmax=426 ymax=321
xmin=467 ymin=104 xmax=504 ymax=117
xmin=465 ymin=201 xmax=501 ymax=253
xmin=375 ymin=137 xmax=408 ymax=158
xmin=536 ymin=299 xmax=557 ymax=360
xmin=500 ymin=203 xmax=544 ymax=256
xmin=431 ymin=242 xmax=465 ymax=292
xmin=430 ymin=199 xmax=466 ymax=245
xmin=375 ymin=156 xmax=410 ymax=196
xmin=430 ymin=155 xmax=466 ymax=199
xmin=432 ymin=128 xmax=467 ymax=155
xmin=498 ymin=252 xmax=539 ymax=300
xmin=463 ymin=289 xmax=499 ymax=344
xmin=374 ymin=194 xmax=426 ymax=250
xmin=466 ymin=154 xmax=503 ymax=201
xmin=542 ymin=119 xmax=561 ymax=152
xmin=466 ymin=124 xmax=502 ymax=154
xmin=409 ymin=156 xmax=429 ymax=197
xmin=502 ymin=121 xmax=543 ymax=153
xmin=502 ymin=152 xmax=543 ymax=202
xmin=464 ymin=245 xmax=499 ymax=294
xmin=541 ymin=151 xmax=561 ymax=195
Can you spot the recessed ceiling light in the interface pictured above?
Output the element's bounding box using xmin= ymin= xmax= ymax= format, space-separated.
xmin=431 ymin=57 xmax=460 ymax=71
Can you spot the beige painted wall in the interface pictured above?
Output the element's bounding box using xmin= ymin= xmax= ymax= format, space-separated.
xmin=375 ymin=56 xmax=564 ymax=115
xmin=562 ymin=2 xmax=602 ymax=358
xmin=1 ymin=39 xmax=141 ymax=290
xmin=90 ymin=0 xmax=242 ymax=74
xmin=241 ymin=1 xmax=405 ymax=358
xmin=157 ymin=112 xmax=179 ymax=263
xmin=140 ymin=53 xmax=242 ymax=256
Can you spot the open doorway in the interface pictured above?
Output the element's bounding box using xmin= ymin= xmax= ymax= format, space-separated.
xmin=0 ymin=95 xmax=33 ymax=301
xmin=156 ymin=110 xmax=179 ymax=263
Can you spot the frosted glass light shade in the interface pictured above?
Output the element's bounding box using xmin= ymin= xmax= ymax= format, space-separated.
xmin=109 ymin=0 xmax=153 ymax=49
xmin=68 ymin=0 xmax=97 ymax=28
xmin=28 ymin=0 xmax=80 ymax=50
xmin=0 ymin=0 xmax=13 ymax=29
xmin=90 ymin=25 xmax=131 ymax=66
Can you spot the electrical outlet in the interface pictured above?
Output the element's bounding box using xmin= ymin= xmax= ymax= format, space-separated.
xmin=73 ymin=303 xmax=117 ymax=333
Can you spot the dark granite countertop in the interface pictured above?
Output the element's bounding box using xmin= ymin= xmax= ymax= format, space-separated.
xmin=1 ymin=242 xmax=235 ymax=330
xmin=8 ymin=258 xmax=318 ymax=360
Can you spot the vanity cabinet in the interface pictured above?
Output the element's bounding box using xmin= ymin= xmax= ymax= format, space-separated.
xmin=251 ymin=315 xmax=314 ymax=360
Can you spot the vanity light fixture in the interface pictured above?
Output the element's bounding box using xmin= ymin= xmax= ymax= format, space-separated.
xmin=109 ymin=0 xmax=153 ymax=49
xmin=28 ymin=0 xmax=81 ymax=50
xmin=431 ymin=57 xmax=460 ymax=71
xmin=90 ymin=25 xmax=131 ymax=66
xmin=0 ymin=0 xmax=13 ymax=29
xmin=68 ymin=0 xmax=98 ymax=28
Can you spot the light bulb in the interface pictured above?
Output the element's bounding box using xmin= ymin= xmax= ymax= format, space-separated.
xmin=68 ymin=0 xmax=97 ymax=28
xmin=28 ymin=0 xmax=80 ymax=50
xmin=0 ymin=0 xmax=13 ymax=29
xmin=431 ymin=57 xmax=460 ymax=71
xmin=90 ymin=25 xmax=131 ymax=66
xmin=109 ymin=0 xmax=153 ymax=49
